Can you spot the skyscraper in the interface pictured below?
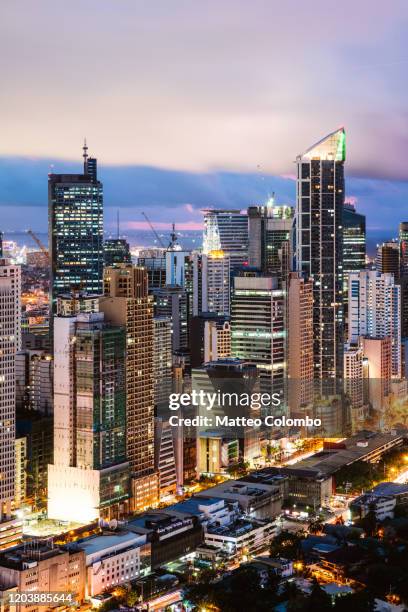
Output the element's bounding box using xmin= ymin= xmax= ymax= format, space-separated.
xmin=195 ymin=251 xmax=230 ymax=316
xmin=0 ymin=259 xmax=23 ymax=548
xmin=376 ymin=241 xmax=399 ymax=281
xmin=399 ymin=223 xmax=408 ymax=339
xmin=48 ymin=312 xmax=130 ymax=523
xmin=203 ymin=209 xmax=248 ymax=270
xmin=48 ymin=143 xmax=103 ymax=315
xmin=343 ymin=202 xmax=366 ymax=280
xmin=101 ymin=265 xmax=158 ymax=512
xmin=153 ymin=316 xmax=173 ymax=408
xmin=287 ymin=272 xmax=314 ymax=415
xmin=248 ymin=199 xmax=293 ymax=282
xmin=231 ymin=275 xmax=285 ymax=398
xmin=295 ymin=128 xmax=345 ymax=383
xmin=104 ymin=239 xmax=131 ymax=267
xmin=348 ymin=270 xmax=401 ymax=378
xmin=153 ymin=285 xmax=189 ymax=353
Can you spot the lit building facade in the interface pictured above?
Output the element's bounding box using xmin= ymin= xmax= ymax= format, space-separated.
xmin=248 ymin=200 xmax=293 ymax=282
xmin=198 ymin=251 xmax=230 ymax=316
xmin=153 ymin=316 xmax=173 ymax=407
xmin=203 ymin=209 xmax=248 ymax=270
xmin=48 ymin=312 xmax=130 ymax=523
xmin=0 ymin=259 xmax=22 ymax=547
xmin=348 ymin=270 xmax=401 ymax=378
xmin=48 ymin=145 xmax=103 ymax=315
xmin=295 ymin=128 xmax=345 ymax=384
xmin=101 ymin=265 xmax=158 ymax=512
xmin=231 ymin=275 xmax=285 ymax=397
xmin=104 ymin=238 xmax=131 ymax=267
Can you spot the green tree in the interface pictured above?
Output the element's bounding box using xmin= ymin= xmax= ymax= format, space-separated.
xmin=269 ymin=530 xmax=304 ymax=560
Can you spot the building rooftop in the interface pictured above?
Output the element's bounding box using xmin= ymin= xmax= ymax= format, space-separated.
xmin=77 ymin=531 xmax=144 ymax=558
xmin=371 ymin=482 xmax=408 ymax=497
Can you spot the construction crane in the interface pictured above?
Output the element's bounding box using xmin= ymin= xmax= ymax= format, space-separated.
xmin=27 ymin=229 xmax=49 ymax=262
xmin=141 ymin=212 xmax=166 ymax=249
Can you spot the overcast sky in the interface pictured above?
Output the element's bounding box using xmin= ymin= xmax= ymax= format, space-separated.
xmin=1 ymin=0 xmax=408 ymax=232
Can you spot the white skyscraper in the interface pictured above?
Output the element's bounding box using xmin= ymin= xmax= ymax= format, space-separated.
xmin=202 ymin=209 xmax=248 ymax=270
xmin=348 ymin=270 xmax=401 ymax=378
xmin=0 ymin=258 xmax=22 ymax=549
xmin=196 ymin=251 xmax=230 ymax=316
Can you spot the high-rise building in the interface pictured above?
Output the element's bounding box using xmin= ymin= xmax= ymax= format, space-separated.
xmin=104 ymin=239 xmax=131 ymax=267
xmin=153 ymin=317 xmax=173 ymax=408
xmin=295 ymin=128 xmax=345 ymax=383
xmin=16 ymin=350 xmax=53 ymax=415
xmin=248 ymin=199 xmax=293 ymax=281
xmin=348 ymin=270 xmax=401 ymax=378
xmin=165 ymin=250 xmax=192 ymax=286
xmin=287 ymin=272 xmax=313 ymax=415
xmin=344 ymin=344 xmax=368 ymax=430
xmin=376 ymin=241 xmax=399 ymax=281
xmin=231 ymin=275 xmax=285 ymax=398
xmin=399 ymin=223 xmax=408 ymax=339
xmin=137 ymin=252 xmax=166 ymax=291
xmin=194 ymin=251 xmax=230 ymax=316
xmin=203 ymin=209 xmax=248 ymax=270
xmin=153 ymin=285 xmax=189 ymax=353
xmin=0 ymin=258 xmax=22 ymax=548
xmin=0 ymin=231 xmax=3 ymax=257
xmin=154 ymin=418 xmax=177 ymax=499
xmin=190 ymin=313 xmax=231 ymax=368
xmin=48 ymin=144 xmax=103 ymax=315
xmin=101 ymin=265 xmax=158 ymax=512
xmin=360 ymin=336 xmax=391 ymax=413
xmin=56 ymin=291 xmax=100 ymax=316
xmin=343 ymin=203 xmax=366 ymax=277
xmin=48 ymin=312 xmax=130 ymax=523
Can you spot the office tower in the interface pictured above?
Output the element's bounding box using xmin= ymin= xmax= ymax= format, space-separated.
xmin=154 ymin=418 xmax=177 ymax=499
xmin=14 ymin=438 xmax=27 ymax=509
xmin=153 ymin=317 xmax=173 ymax=407
xmin=190 ymin=313 xmax=231 ymax=368
xmin=194 ymin=251 xmax=230 ymax=316
xmin=0 ymin=259 xmax=22 ymax=548
xmin=295 ymin=128 xmax=345 ymax=383
xmin=360 ymin=337 xmax=391 ymax=413
xmin=399 ymin=223 xmax=408 ymax=277
xmin=376 ymin=241 xmax=399 ymax=280
xmin=165 ymin=250 xmax=191 ymax=286
xmin=57 ymin=291 xmax=100 ymax=316
xmin=192 ymin=359 xmax=260 ymax=470
xmin=344 ymin=344 xmax=369 ymax=430
xmin=348 ymin=270 xmax=401 ymax=378
xmin=153 ymin=285 xmax=189 ymax=353
xmin=343 ymin=202 xmax=366 ymax=299
xmin=137 ymin=251 xmax=166 ymax=290
xmin=104 ymin=239 xmax=131 ymax=267
xmin=48 ymin=313 xmax=129 ymax=523
xmin=101 ymin=265 xmax=158 ymax=512
xmin=287 ymin=272 xmax=313 ymax=415
xmin=248 ymin=199 xmax=293 ymax=281
xmin=16 ymin=414 xmax=53 ymax=510
xmin=202 ymin=209 xmax=248 ymax=270
xmin=16 ymin=350 xmax=53 ymax=414
xmin=48 ymin=144 xmax=103 ymax=315
xmin=231 ymin=275 xmax=285 ymax=398
xmin=399 ymin=223 xmax=408 ymax=339
xmin=0 ymin=231 xmax=3 ymax=257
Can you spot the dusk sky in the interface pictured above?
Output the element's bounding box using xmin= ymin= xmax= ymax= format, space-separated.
xmin=1 ymin=0 xmax=408 ymax=233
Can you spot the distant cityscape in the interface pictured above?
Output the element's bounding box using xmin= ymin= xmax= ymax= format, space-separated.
xmin=2 ymin=129 xmax=408 ymax=612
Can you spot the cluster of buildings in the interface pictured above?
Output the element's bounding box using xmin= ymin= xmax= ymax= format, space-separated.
xmin=1 ymin=127 xmax=408 ymax=606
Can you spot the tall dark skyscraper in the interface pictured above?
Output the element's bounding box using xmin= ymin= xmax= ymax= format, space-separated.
xmin=343 ymin=202 xmax=366 ymax=277
xmin=295 ymin=128 xmax=345 ymax=383
xmin=0 ymin=231 xmax=3 ymax=257
xmin=48 ymin=143 xmax=104 ymax=315
xmin=104 ymin=239 xmax=131 ymax=266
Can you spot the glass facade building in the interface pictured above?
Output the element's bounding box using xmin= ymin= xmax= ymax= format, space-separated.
xmin=48 ymin=147 xmax=104 ymax=315
xmin=104 ymin=238 xmax=131 ymax=267
xmin=203 ymin=209 xmax=248 ymax=270
xmin=295 ymin=128 xmax=345 ymax=383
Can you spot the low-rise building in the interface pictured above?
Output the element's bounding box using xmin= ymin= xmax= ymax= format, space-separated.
xmin=0 ymin=540 xmax=85 ymax=611
xmin=75 ymin=531 xmax=150 ymax=597
xmin=204 ymin=517 xmax=277 ymax=557
xmin=126 ymin=511 xmax=203 ymax=569
xmin=350 ymin=482 xmax=408 ymax=521
xmin=169 ymin=497 xmax=239 ymax=529
xmin=195 ymin=479 xmax=283 ymax=519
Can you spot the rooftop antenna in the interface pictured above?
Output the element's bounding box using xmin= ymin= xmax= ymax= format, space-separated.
xmin=168 ymin=222 xmax=178 ymax=250
xmin=83 ymin=138 xmax=88 ymax=173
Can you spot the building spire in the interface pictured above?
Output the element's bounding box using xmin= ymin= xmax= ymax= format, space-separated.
xmin=83 ymin=138 xmax=88 ymax=173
